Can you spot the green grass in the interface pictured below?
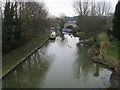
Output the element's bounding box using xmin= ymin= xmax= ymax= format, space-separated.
xmin=111 ymin=41 xmax=120 ymax=47
xmin=105 ymin=41 xmax=120 ymax=60
xmin=106 ymin=46 xmax=119 ymax=60
xmin=85 ymin=33 xmax=109 ymax=42
xmin=97 ymin=33 xmax=119 ymax=60
xmin=85 ymin=32 xmax=119 ymax=61
xmin=2 ymin=32 xmax=50 ymax=77
xmin=97 ymin=33 xmax=109 ymax=42
xmin=87 ymin=37 xmax=93 ymax=41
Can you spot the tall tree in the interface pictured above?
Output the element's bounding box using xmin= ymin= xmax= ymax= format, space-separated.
xmin=73 ymin=0 xmax=90 ymax=16
xmin=77 ymin=16 xmax=106 ymax=42
xmin=96 ymin=2 xmax=113 ymax=16
xmin=2 ymin=2 xmax=15 ymax=52
xmin=2 ymin=1 xmax=50 ymax=54
xmin=13 ymin=2 xmax=22 ymax=41
xmin=113 ymin=1 xmax=120 ymax=39
xmin=73 ymin=0 xmax=113 ymax=16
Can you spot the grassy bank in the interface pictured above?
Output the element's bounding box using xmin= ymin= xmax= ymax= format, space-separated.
xmin=78 ymin=32 xmax=119 ymax=72
xmin=2 ymin=32 xmax=50 ymax=78
xmin=105 ymin=41 xmax=119 ymax=60
xmin=91 ymin=33 xmax=119 ymax=72
xmin=75 ymin=32 xmax=119 ymax=61
xmin=97 ymin=33 xmax=119 ymax=60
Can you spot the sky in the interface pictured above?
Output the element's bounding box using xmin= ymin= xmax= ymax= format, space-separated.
xmin=43 ymin=0 xmax=74 ymax=17
xmin=40 ymin=0 xmax=118 ymax=17
xmin=1 ymin=0 xmax=118 ymax=17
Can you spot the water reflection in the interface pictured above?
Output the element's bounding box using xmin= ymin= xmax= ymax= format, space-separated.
xmin=60 ymin=32 xmax=65 ymax=41
xmin=72 ymin=41 xmax=115 ymax=88
xmin=73 ymin=43 xmax=95 ymax=81
xmin=94 ymin=64 xmax=100 ymax=76
xmin=57 ymin=34 xmax=68 ymax=48
xmin=49 ymin=40 xmax=55 ymax=43
xmin=3 ymin=44 xmax=55 ymax=88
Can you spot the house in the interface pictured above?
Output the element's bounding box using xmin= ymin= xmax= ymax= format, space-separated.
xmin=64 ymin=21 xmax=77 ymax=28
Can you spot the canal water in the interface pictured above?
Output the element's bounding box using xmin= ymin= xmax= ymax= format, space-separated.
xmin=2 ymin=34 xmax=118 ymax=88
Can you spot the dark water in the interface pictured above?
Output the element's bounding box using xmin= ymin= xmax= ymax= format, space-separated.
xmin=2 ymin=34 xmax=118 ymax=88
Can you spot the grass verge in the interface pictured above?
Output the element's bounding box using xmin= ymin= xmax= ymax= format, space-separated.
xmin=2 ymin=32 xmax=50 ymax=78
xmin=98 ymin=33 xmax=119 ymax=60
xmin=106 ymin=41 xmax=119 ymax=60
xmin=97 ymin=33 xmax=109 ymax=42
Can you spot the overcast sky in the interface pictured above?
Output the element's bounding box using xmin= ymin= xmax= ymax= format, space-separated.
xmin=1 ymin=0 xmax=118 ymax=17
xmin=41 ymin=0 xmax=118 ymax=17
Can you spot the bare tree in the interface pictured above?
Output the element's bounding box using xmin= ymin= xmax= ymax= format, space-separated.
xmin=83 ymin=0 xmax=90 ymax=15
xmin=104 ymin=2 xmax=113 ymax=16
xmin=20 ymin=2 xmax=49 ymax=39
xmin=96 ymin=1 xmax=113 ymax=16
xmin=73 ymin=0 xmax=113 ymax=16
xmin=91 ymin=0 xmax=96 ymax=16
xmin=73 ymin=0 xmax=90 ymax=16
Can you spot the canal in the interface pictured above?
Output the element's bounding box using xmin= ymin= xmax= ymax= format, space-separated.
xmin=2 ymin=34 xmax=118 ymax=88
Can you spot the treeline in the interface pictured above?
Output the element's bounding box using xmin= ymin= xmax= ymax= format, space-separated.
xmin=73 ymin=0 xmax=113 ymax=16
xmin=73 ymin=0 xmax=114 ymax=41
xmin=77 ymin=16 xmax=107 ymax=41
xmin=2 ymin=1 xmax=51 ymax=54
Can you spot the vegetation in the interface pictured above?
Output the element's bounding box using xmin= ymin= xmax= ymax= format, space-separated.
xmin=77 ymin=16 xmax=107 ymax=42
xmin=72 ymin=0 xmax=119 ymax=72
xmin=106 ymin=46 xmax=119 ymax=60
xmin=2 ymin=1 xmax=51 ymax=54
xmin=97 ymin=33 xmax=109 ymax=42
xmin=73 ymin=0 xmax=113 ymax=42
xmin=97 ymin=33 xmax=119 ymax=60
xmin=1 ymin=1 xmax=53 ymax=77
xmin=73 ymin=0 xmax=113 ymax=16
xmin=106 ymin=41 xmax=119 ymax=60
xmin=113 ymin=1 xmax=120 ymax=39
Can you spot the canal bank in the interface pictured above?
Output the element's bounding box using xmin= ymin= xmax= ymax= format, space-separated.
xmin=2 ymin=33 xmax=50 ymax=78
xmin=91 ymin=41 xmax=120 ymax=74
xmin=75 ymin=32 xmax=120 ymax=73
